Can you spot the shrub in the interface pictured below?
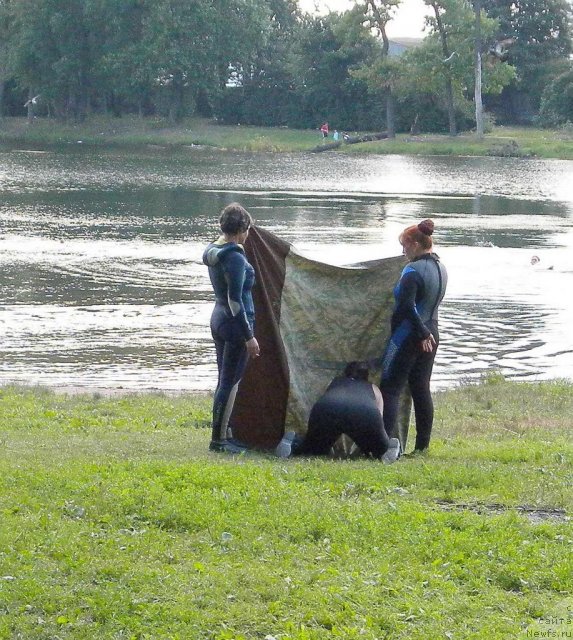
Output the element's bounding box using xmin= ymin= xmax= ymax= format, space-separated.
xmin=538 ymin=67 xmax=573 ymax=127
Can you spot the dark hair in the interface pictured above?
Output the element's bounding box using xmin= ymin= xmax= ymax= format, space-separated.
xmin=343 ymin=361 xmax=369 ymax=381
xmin=399 ymin=218 xmax=435 ymax=251
xmin=219 ymin=203 xmax=253 ymax=235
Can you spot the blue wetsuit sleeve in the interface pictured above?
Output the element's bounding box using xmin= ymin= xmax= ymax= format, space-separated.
xmin=223 ymin=250 xmax=254 ymax=341
xmin=395 ymin=270 xmax=431 ymax=340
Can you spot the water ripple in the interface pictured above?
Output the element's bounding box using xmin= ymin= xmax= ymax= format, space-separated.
xmin=0 ymin=149 xmax=572 ymax=391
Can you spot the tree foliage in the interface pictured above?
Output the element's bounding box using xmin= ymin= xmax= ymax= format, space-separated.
xmin=538 ymin=65 xmax=573 ymax=126
xmin=481 ymin=0 xmax=572 ymax=117
xmin=1 ymin=0 xmax=273 ymax=120
xmin=0 ymin=0 xmax=569 ymax=129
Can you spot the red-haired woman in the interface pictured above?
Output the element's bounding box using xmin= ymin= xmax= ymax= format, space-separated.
xmin=380 ymin=219 xmax=448 ymax=453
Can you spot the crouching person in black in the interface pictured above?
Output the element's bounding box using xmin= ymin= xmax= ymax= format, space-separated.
xmin=276 ymin=361 xmax=401 ymax=463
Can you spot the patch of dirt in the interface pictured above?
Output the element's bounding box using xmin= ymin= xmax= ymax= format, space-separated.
xmin=435 ymin=500 xmax=569 ymax=524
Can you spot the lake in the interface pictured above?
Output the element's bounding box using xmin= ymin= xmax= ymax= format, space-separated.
xmin=1 ymin=145 xmax=572 ymax=392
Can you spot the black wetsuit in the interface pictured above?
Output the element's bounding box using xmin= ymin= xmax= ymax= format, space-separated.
xmin=380 ymin=253 xmax=447 ymax=450
xmin=203 ymin=240 xmax=255 ymax=443
xmin=294 ymin=376 xmax=390 ymax=458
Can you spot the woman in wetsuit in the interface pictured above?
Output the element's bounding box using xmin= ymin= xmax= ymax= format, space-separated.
xmin=203 ymin=203 xmax=260 ymax=452
xmin=276 ymin=362 xmax=401 ymax=463
xmin=380 ymin=219 xmax=447 ymax=453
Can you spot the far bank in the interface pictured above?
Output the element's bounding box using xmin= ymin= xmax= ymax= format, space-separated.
xmin=1 ymin=115 xmax=573 ymax=160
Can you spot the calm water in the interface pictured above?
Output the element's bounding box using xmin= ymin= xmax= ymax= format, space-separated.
xmin=1 ymin=145 xmax=572 ymax=392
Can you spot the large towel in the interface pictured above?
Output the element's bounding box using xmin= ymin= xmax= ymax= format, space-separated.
xmin=231 ymin=226 xmax=406 ymax=449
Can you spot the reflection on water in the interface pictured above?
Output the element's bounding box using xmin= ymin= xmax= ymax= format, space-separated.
xmin=2 ymin=147 xmax=573 ymax=202
xmin=0 ymin=146 xmax=572 ymax=392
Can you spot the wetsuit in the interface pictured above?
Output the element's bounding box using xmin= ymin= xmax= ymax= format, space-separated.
xmin=203 ymin=240 xmax=255 ymax=444
xmin=294 ymin=376 xmax=390 ymax=458
xmin=380 ymin=253 xmax=447 ymax=450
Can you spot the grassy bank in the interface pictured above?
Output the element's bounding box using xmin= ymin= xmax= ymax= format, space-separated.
xmin=0 ymin=377 xmax=571 ymax=639
xmin=0 ymin=116 xmax=319 ymax=152
xmin=1 ymin=115 xmax=573 ymax=159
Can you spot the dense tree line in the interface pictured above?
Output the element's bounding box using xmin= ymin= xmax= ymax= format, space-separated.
xmin=0 ymin=0 xmax=571 ymax=132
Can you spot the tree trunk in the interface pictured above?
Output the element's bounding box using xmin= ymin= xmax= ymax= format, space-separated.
xmin=445 ymin=77 xmax=457 ymax=136
xmin=27 ymin=87 xmax=34 ymax=123
xmin=474 ymin=50 xmax=484 ymax=137
xmin=168 ymin=72 xmax=185 ymax=123
xmin=432 ymin=2 xmax=457 ymax=136
xmin=386 ymin=90 xmax=396 ymax=138
xmin=0 ymin=80 xmax=4 ymax=120
xmin=77 ymin=71 xmax=88 ymax=121
xmin=474 ymin=0 xmax=484 ymax=138
xmin=410 ymin=113 xmax=420 ymax=135
xmin=67 ymin=87 xmax=76 ymax=120
xmin=367 ymin=0 xmax=390 ymax=55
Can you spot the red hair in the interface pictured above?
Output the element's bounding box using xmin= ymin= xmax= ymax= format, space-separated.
xmin=399 ymin=219 xmax=435 ymax=251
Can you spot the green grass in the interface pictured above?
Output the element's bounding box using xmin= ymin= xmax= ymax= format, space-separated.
xmin=2 ymin=116 xmax=573 ymax=158
xmin=0 ymin=115 xmax=320 ymax=152
xmin=348 ymin=126 xmax=573 ymax=159
xmin=0 ymin=378 xmax=571 ymax=639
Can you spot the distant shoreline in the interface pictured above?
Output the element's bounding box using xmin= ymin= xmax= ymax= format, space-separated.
xmin=1 ymin=115 xmax=572 ymax=160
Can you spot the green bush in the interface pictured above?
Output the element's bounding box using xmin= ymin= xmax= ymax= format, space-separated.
xmin=538 ymin=67 xmax=573 ymax=127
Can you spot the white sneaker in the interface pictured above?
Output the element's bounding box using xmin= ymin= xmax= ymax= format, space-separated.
xmin=275 ymin=431 xmax=296 ymax=458
xmin=382 ymin=438 xmax=401 ymax=464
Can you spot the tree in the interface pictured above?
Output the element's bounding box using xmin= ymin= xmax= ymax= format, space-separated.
xmin=95 ymin=0 xmax=155 ymax=117
xmin=215 ymin=0 xmax=299 ymax=125
xmin=482 ymin=0 xmax=572 ymax=119
xmin=143 ymin=0 xmax=218 ymax=121
xmin=538 ymin=66 xmax=573 ymax=126
xmin=0 ymin=0 xmax=11 ymax=119
xmin=424 ymin=0 xmax=475 ymax=135
xmin=397 ymin=0 xmax=514 ymax=134
xmin=352 ymin=52 xmax=405 ymax=136
xmin=473 ymin=0 xmax=484 ymax=137
xmin=2 ymin=0 xmax=275 ymax=121
xmin=5 ymin=0 xmax=114 ymax=119
xmin=6 ymin=0 xmax=55 ymax=117
xmin=420 ymin=0 xmax=515 ymax=134
xmin=218 ymin=0 xmax=273 ymax=89
xmin=285 ymin=12 xmax=382 ymax=130
xmin=357 ymin=0 xmax=402 ymax=137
